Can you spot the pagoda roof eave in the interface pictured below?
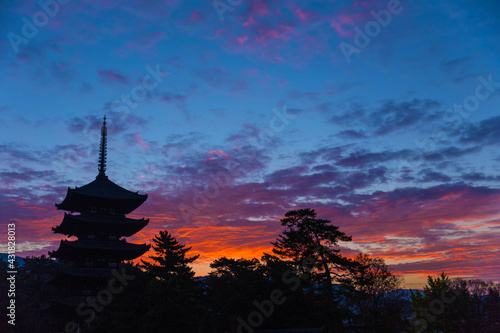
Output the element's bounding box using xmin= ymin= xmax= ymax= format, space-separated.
xmin=52 ymin=214 xmax=149 ymax=237
xmin=70 ymin=176 xmax=147 ymax=200
xmin=56 ymin=187 xmax=147 ymax=214
xmin=55 ymin=176 xmax=147 ymax=214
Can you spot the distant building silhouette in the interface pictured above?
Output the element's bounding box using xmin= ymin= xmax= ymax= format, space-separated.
xmin=49 ymin=115 xmax=150 ymax=307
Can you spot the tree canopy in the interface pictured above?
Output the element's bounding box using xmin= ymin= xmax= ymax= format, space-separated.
xmin=140 ymin=229 xmax=199 ymax=281
xmin=270 ymin=208 xmax=356 ymax=301
xmin=19 ymin=209 xmax=500 ymax=332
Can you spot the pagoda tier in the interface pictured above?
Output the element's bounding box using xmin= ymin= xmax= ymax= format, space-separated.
xmin=48 ymin=266 xmax=117 ymax=291
xmin=53 ymin=213 xmax=149 ymax=238
xmin=55 ymin=176 xmax=147 ymax=215
xmin=49 ymin=239 xmax=150 ymax=261
xmin=55 ymin=266 xmax=116 ymax=279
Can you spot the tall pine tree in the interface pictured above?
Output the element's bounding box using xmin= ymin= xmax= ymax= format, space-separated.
xmin=140 ymin=230 xmax=203 ymax=332
xmin=271 ymin=208 xmax=354 ymax=304
xmin=140 ymin=230 xmax=199 ymax=281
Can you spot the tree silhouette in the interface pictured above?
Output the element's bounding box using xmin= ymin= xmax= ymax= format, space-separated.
xmin=339 ymin=253 xmax=407 ymax=332
xmin=207 ymin=257 xmax=269 ymax=332
xmin=139 ymin=230 xmax=203 ymax=332
xmin=270 ymin=208 xmax=354 ymax=304
xmin=140 ymin=230 xmax=199 ymax=281
xmin=411 ymin=273 xmax=500 ymax=333
xmin=341 ymin=253 xmax=403 ymax=294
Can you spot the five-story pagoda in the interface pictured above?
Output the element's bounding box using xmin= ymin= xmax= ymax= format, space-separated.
xmin=50 ymin=116 xmax=150 ymax=305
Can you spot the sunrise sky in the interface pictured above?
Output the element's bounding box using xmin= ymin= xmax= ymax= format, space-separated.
xmin=1 ymin=0 xmax=500 ymax=288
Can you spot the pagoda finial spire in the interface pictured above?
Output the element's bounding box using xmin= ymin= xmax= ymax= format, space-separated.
xmin=98 ymin=115 xmax=107 ymax=178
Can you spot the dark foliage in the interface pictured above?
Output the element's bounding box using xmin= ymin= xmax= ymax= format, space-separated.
xmin=8 ymin=210 xmax=500 ymax=332
xmin=409 ymin=272 xmax=500 ymax=333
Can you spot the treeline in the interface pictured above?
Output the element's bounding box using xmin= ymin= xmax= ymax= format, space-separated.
xmin=1 ymin=209 xmax=499 ymax=332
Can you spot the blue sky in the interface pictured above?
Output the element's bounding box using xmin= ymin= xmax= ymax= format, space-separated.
xmin=1 ymin=0 xmax=500 ymax=287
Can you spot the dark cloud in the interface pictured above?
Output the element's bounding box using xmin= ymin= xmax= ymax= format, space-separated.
xmin=160 ymin=92 xmax=189 ymax=104
xmin=66 ymin=112 xmax=149 ymax=135
xmin=336 ymin=129 xmax=367 ymax=140
xmin=441 ymin=56 xmax=475 ymax=82
xmin=195 ymin=67 xmax=250 ymax=93
xmin=150 ymin=84 xmax=198 ymax=119
xmin=299 ymin=146 xmax=348 ymax=165
xmin=458 ymin=115 xmax=500 ymax=145
xmin=329 ymin=102 xmax=366 ymax=126
xmin=195 ymin=67 xmax=230 ymax=88
xmin=370 ymin=99 xmax=441 ymax=135
xmin=162 ymin=132 xmax=207 ymax=152
xmin=0 ymin=144 xmax=41 ymax=164
xmin=49 ymin=62 xmax=76 ymax=86
xmin=336 ymin=149 xmax=410 ymax=168
xmin=287 ymin=90 xmax=319 ymax=101
xmin=423 ymin=146 xmax=481 ymax=161
xmin=418 ymin=169 xmax=453 ymax=183
xmin=0 ymin=170 xmax=56 ymax=185
xmin=330 ymin=99 xmax=441 ymax=135
xmin=462 ymin=172 xmax=500 ymax=182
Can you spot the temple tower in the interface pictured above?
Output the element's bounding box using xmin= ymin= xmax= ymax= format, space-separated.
xmin=50 ymin=116 xmax=150 ymax=305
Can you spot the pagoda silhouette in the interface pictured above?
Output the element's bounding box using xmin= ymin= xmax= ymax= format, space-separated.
xmin=49 ymin=116 xmax=150 ymax=306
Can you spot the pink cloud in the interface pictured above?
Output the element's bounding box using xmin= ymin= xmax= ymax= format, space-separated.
xmin=98 ymin=69 xmax=129 ymax=85
xmin=208 ymin=150 xmax=229 ymax=158
xmin=185 ymin=9 xmax=207 ymax=23
xmin=256 ymin=25 xmax=295 ymax=43
xmin=330 ymin=0 xmax=390 ymax=37
xmin=331 ymin=12 xmax=369 ymax=37
xmin=353 ymin=0 xmax=370 ymax=8
xmin=295 ymin=8 xmax=312 ymax=23
xmin=132 ymin=133 xmax=149 ymax=150
xmin=210 ymin=3 xmax=332 ymax=65
xmin=243 ymin=0 xmax=271 ymax=27
xmin=236 ymin=35 xmax=248 ymax=44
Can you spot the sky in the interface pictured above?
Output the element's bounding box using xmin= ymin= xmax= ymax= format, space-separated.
xmin=1 ymin=0 xmax=500 ymax=288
